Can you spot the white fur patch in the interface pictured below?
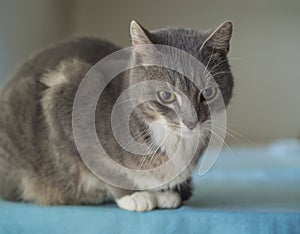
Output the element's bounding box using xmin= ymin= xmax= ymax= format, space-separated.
xmin=123 ymin=119 xmax=204 ymax=191
xmin=155 ymin=191 xmax=181 ymax=209
xmin=41 ymin=71 xmax=67 ymax=87
xmin=149 ymin=119 xmax=201 ymax=169
xmin=116 ymin=191 xmax=157 ymax=212
xmin=41 ymin=59 xmax=88 ymax=87
xmin=116 ymin=191 xmax=181 ymax=211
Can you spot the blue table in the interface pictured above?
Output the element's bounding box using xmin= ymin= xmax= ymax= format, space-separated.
xmin=1 ymin=140 xmax=300 ymax=234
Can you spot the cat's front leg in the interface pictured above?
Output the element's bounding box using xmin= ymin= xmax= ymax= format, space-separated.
xmin=116 ymin=191 xmax=181 ymax=212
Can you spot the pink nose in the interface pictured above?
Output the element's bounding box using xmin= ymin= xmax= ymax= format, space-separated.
xmin=184 ymin=121 xmax=198 ymax=130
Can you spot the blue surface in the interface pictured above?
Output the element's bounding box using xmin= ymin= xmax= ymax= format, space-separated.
xmin=1 ymin=140 xmax=300 ymax=234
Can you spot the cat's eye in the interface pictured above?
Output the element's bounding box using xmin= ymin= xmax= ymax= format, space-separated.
xmin=158 ymin=91 xmax=176 ymax=103
xmin=199 ymin=87 xmax=217 ymax=103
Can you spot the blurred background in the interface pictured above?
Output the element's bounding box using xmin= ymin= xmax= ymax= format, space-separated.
xmin=0 ymin=0 xmax=300 ymax=145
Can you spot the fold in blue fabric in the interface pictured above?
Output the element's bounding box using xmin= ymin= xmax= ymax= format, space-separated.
xmin=1 ymin=140 xmax=300 ymax=234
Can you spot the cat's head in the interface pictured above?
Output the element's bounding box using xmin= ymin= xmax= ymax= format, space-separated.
xmin=128 ymin=20 xmax=234 ymax=138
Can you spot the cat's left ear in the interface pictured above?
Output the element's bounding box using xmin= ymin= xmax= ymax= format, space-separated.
xmin=200 ymin=21 xmax=233 ymax=54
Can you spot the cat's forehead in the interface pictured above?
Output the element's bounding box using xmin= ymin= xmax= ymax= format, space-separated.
xmin=150 ymin=28 xmax=208 ymax=58
xmin=137 ymin=65 xmax=211 ymax=97
xmin=162 ymin=73 xmax=200 ymax=98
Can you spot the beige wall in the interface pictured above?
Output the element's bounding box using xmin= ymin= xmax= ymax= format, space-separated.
xmin=1 ymin=0 xmax=300 ymax=144
xmin=0 ymin=0 xmax=71 ymax=80
xmin=70 ymin=0 xmax=300 ymax=144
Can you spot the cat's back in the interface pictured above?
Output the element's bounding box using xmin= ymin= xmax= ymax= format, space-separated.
xmin=0 ymin=36 xmax=121 ymax=121
xmin=0 ymin=36 xmax=120 ymax=168
xmin=1 ymin=37 xmax=120 ymax=99
xmin=0 ymin=36 xmax=120 ymax=141
xmin=0 ymin=37 xmax=120 ymax=200
xmin=13 ymin=37 xmax=120 ymax=80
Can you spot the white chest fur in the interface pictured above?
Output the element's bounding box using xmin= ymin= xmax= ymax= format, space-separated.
xmin=149 ymin=119 xmax=201 ymax=162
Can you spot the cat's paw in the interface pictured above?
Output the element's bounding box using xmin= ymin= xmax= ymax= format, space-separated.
xmin=116 ymin=192 xmax=157 ymax=212
xmin=156 ymin=191 xmax=181 ymax=209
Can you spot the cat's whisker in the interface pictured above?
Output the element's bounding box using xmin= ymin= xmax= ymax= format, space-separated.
xmin=122 ymin=129 xmax=154 ymax=169
xmin=147 ymin=146 xmax=162 ymax=168
xmin=211 ymin=124 xmax=246 ymax=149
xmin=203 ymin=71 xmax=234 ymax=81
xmin=202 ymin=57 xmax=242 ymax=81
xmin=208 ymin=119 xmax=252 ymax=143
xmin=201 ymin=47 xmax=216 ymax=81
xmin=201 ymin=121 xmax=231 ymax=152
xmin=140 ymin=143 xmax=160 ymax=169
xmin=122 ymin=129 xmax=150 ymax=150
xmin=148 ymin=133 xmax=169 ymax=165
xmin=139 ymin=132 xmax=167 ymax=169
xmin=139 ymin=138 xmax=158 ymax=169
xmin=206 ymin=120 xmax=253 ymax=148
xmin=208 ymin=128 xmax=233 ymax=154
xmin=146 ymin=132 xmax=171 ymax=168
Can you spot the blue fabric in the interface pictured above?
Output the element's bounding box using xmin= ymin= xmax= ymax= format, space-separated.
xmin=1 ymin=140 xmax=300 ymax=234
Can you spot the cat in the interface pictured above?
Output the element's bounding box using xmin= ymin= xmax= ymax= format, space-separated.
xmin=0 ymin=20 xmax=234 ymax=211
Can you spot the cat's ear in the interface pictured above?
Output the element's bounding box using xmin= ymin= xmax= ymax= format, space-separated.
xmin=130 ymin=20 xmax=153 ymax=45
xmin=130 ymin=20 xmax=159 ymax=62
xmin=200 ymin=21 xmax=233 ymax=54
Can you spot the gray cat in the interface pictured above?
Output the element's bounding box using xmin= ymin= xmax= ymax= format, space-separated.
xmin=0 ymin=20 xmax=233 ymax=211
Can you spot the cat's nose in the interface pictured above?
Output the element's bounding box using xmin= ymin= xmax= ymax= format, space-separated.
xmin=183 ymin=121 xmax=198 ymax=130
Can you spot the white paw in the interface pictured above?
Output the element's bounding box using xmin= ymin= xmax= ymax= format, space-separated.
xmin=116 ymin=192 xmax=157 ymax=212
xmin=156 ymin=191 xmax=181 ymax=209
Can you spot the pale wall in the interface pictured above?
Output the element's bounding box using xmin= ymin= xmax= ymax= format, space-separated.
xmin=0 ymin=0 xmax=71 ymax=81
xmin=70 ymin=0 xmax=300 ymax=144
xmin=1 ymin=0 xmax=299 ymax=144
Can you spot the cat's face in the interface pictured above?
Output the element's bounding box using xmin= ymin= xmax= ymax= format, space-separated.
xmin=128 ymin=21 xmax=233 ymax=137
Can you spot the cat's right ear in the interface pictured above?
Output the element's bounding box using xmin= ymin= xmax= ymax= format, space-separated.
xmin=130 ymin=20 xmax=158 ymax=62
xmin=130 ymin=20 xmax=153 ymax=45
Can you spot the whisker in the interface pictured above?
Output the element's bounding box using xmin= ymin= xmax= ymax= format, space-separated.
xmin=203 ymin=57 xmax=242 ymax=78
xmin=203 ymin=71 xmax=233 ymax=81
xmin=211 ymin=124 xmax=246 ymax=149
xmin=139 ymin=138 xmax=158 ymax=169
xmin=123 ymin=129 xmax=150 ymax=150
xmin=147 ymin=132 xmax=171 ymax=168
xmin=208 ymin=120 xmax=254 ymax=147
xmin=201 ymin=47 xmax=216 ymax=78
xmin=209 ymin=129 xmax=233 ymax=154
xmin=139 ymin=133 xmax=166 ymax=169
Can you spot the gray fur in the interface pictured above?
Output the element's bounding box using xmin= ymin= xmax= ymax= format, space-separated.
xmin=0 ymin=21 xmax=234 ymax=207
